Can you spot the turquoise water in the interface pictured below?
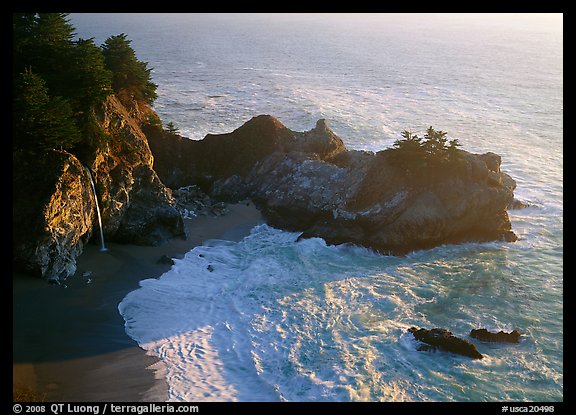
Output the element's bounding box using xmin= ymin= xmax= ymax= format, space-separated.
xmin=72 ymin=13 xmax=563 ymax=402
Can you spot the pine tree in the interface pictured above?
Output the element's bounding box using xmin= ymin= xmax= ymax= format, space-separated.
xmin=13 ymin=69 xmax=81 ymax=153
xmin=166 ymin=121 xmax=180 ymax=134
xmin=391 ymin=130 xmax=426 ymax=170
xmin=101 ymin=33 xmax=157 ymax=104
xmin=13 ymin=13 xmax=37 ymax=77
xmin=70 ymin=38 xmax=113 ymax=110
xmin=13 ymin=15 xmax=160 ymax=157
xmin=20 ymin=13 xmax=77 ymax=98
xmin=422 ymin=126 xmax=448 ymax=161
xmin=393 ymin=130 xmax=423 ymax=153
xmin=388 ymin=126 xmax=466 ymax=179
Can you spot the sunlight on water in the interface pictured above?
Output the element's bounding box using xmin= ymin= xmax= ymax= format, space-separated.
xmin=71 ymin=13 xmax=562 ymax=402
xmin=119 ymin=224 xmax=562 ymax=402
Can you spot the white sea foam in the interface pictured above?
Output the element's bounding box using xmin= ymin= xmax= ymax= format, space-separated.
xmin=72 ymin=13 xmax=562 ymax=402
xmin=119 ymin=223 xmax=562 ymax=401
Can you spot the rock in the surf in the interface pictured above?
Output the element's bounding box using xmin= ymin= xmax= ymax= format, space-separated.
xmin=470 ymin=328 xmax=521 ymax=343
xmin=408 ymin=327 xmax=484 ymax=359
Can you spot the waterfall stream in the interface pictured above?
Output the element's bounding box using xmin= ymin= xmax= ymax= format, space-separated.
xmin=85 ymin=167 xmax=107 ymax=251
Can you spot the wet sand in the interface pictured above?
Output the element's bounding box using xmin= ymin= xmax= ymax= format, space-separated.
xmin=13 ymin=202 xmax=264 ymax=402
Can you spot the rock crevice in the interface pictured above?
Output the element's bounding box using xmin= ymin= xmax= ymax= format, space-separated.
xmin=13 ymin=95 xmax=185 ymax=280
xmin=147 ymin=115 xmax=517 ymax=255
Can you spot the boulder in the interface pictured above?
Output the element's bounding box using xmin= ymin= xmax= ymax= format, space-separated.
xmin=470 ymin=328 xmax=521 ymax=343
xmin=508 ymin=198 xmax=531 ymax=210
xmin=157 ymin=255 xmax=174 ymax=266
xmin=172 ymin=185 xmax=229 ymax=217
xmin=408 ymin=327 xmax=484 ymax=359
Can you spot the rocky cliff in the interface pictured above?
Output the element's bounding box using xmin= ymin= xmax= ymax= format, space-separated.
xmin=143 ymin=116 xmax=347 ymax=190
xmin=13 ymin=149 xmax=96 ymax=280
xmin=147 ymin=115 xmax=517 ymax=255
xmin=14 ymin=108 xmax=518 ymax=280
xmin=88 ymin=95 xmax=184 ymax=245
xmin=13 ymin=95 xmax=185 ymax=280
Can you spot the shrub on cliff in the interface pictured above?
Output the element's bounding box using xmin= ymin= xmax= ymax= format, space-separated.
xmin=70 ymin=38 xmax=113 ymax=109
xmin=13 ymin=13 xmax=113 ymax=114
xmin=13 ymin=13 xmax=114 ymax=155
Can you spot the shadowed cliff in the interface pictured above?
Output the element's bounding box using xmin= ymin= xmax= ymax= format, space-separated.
xmin=13 ymin=95 xmax=185 ymax=280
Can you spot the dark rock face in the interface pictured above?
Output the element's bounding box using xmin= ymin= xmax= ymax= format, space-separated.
xmin=408 ymin=327 xmax=484 ymax=359
xmin=13 ymin=95 xmax=185 ymax=280
xmin=148 ymin=115 xmax=517 ymax=255
xmin=13 ymin=150 xmax=95 ymax=280
xmin=110 ymin=165 xmax=184 ymax=245
xmin=144 ymin=115 xmax=348 ymax=190
xmin=470 ymin=328 xmax=521 ymax=343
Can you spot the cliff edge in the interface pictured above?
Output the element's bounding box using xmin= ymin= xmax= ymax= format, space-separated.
xmin=146 ymin=115 xmax=517 ymax=255
xmin=13 ymin=95 xmax=185 ymax=280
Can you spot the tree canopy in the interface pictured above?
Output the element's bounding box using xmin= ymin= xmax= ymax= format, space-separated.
xmin=13 ymin=13 xmax=158 ymax=156
xmin=13 ymin=69 xmax=81 ymax=153
xmin=388 ymin=126 xmax=463 ymax=178
xmin=101 ymin=33 xmax=157 ymax=104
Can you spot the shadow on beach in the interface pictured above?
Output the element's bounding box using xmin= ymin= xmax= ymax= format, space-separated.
xmin=13 ymin=202 xmax=263 ymax=401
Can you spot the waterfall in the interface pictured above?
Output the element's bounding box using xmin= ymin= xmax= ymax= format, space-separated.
xmin=84 ymin=167 xmax=107 ymax=251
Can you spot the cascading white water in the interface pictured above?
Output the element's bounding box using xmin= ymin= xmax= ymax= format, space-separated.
xmin=84 ymin=167 xmax=107 ymax=251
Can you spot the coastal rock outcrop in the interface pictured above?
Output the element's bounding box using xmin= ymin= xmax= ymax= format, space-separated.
xmin=470 ymin=328 xmax=521 ymax=343
xmin=147 ymin=115 xmax=517 ymax=255
xmin=13 ymin=95 xmax=185 ymax=280
xmin=408 ymin=327 xmax=484 ymax=359
xmin=13 ymin=150 xmax=95 ymax=280
xmin=143 ymin=116 xmax=347 ymax=190
xmin=89 ymin=95 xmax=185 ymax=246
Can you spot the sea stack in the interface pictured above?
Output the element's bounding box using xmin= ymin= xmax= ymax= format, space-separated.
xmin=146 ymin=115 xmax=518 ymax=256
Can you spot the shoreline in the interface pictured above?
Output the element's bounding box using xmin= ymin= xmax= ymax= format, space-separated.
xmin=13 ymin=201 xmax=264 ymax=402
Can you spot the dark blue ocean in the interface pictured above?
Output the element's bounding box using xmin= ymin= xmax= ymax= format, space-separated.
xmin=71 ymin=13 xmax=563 ymax=402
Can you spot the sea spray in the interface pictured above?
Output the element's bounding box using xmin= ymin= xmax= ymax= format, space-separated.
xmin=84 ymin=167 xmax=107 ymax=251
xmin=74 ymin=14 xmax=562 ymax=402
xmin=118 ymin=224 xmax=561 ymax=401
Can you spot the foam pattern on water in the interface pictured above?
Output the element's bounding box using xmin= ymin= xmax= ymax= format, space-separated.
xmin=119 ymin=225 xmax=562 ymax=402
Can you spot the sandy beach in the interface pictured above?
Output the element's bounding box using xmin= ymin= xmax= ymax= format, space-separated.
xmin=13 ymin=201 xmax=264 ymax=402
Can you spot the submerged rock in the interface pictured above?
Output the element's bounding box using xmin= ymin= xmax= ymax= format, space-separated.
xmin=470 ymin=328 xmax=521 ymax=343
xmin=508 ymin=198 xmax=531 ymax=210
xmin=408 ymin=327 xmax=484 ymax=359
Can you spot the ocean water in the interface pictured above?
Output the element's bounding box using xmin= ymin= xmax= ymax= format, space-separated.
xmin=71 ymin=13 xmax=563 ymax=402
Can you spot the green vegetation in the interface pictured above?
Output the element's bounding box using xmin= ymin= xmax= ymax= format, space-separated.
xmin=165 ymin=121 xmax=180 ymax=134
xmin=102 ymin=34 xmax=157 ymax=104
xmin=387 ymin=126 xmax=464 ymax=178
xmin=13 ymin=13 xmax=157 ymax=157
xmin=13 ymin=69 xmax=81 ymax=152
xmin=388 ymin=126 xmax=461 ymax=169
